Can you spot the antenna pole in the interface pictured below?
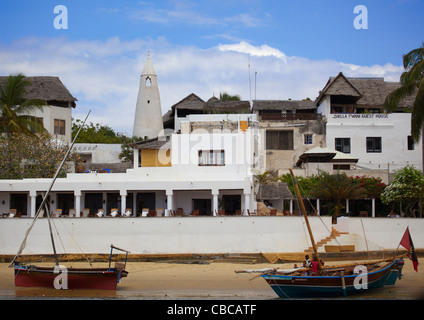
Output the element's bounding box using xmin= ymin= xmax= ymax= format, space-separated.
xmin=255 ymin=71 xmax=257 ymax=100
xmin=248 ymin=55 xmax=251 ymax=103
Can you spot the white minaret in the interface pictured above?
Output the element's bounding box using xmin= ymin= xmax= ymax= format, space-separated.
xmin=133 ymin=52 xmax=164 ymax=139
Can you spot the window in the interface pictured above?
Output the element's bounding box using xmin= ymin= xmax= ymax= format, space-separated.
xmin=408 ymin=136 xmax=414 ymax=150
xmin=333 ymin=164 xmax=350 ymax=170
xmin=266 ymin=130 xmax=293 ymax=150
xmin=54 ymin=119 xmax=66 ymax=135
xmin=335 ymin=138 xmax=351 ymax=153
xmin=366 ymin=137 xmax=382 ymax=153
xmin=304 ymin=134 xmax=313 ymax=145
xmin=199 ymin=150 xmax=225 ymax=166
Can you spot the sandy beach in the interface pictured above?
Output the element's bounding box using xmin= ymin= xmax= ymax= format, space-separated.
xmin=0 ymin=258 xmax=423 ymax=300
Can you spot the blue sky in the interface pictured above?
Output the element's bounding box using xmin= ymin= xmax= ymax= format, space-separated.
xmin=0 ymin=0 xmax=423 ymax=135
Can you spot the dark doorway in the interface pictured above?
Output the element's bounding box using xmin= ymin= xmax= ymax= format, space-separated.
xmin=10 ymin=194 xmax=27 ymax=216
xmin=57 ymin=193 xmax=74 ymax=216
xmin=222 ymin=195 xmax=241 ymax=215
xmin=126 ymin=193 xmax=134 ymax=211
xmin=136 ymin=193 xmax=156 ymax=216
xmin=106 ymin=193 xmax=120 ymax=215
xmin=84 ymin=193 xmax=103 ymax=215
xmin=36 ymin=194 xmax=51 ymax=215
xmin=193 ymin=199 xmax=211 ymax=216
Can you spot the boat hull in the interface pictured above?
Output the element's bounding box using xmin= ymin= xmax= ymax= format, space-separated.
xmin=262 ymin=260 xmax=403 ymax=298
xmin=14 ymin=265 xmax=128 ymax=290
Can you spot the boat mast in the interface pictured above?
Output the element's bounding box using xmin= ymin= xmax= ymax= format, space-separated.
xmin=9 ymin=110 xmax=91 ymax=267
xmin=44 ymin=198 xmax=59 ymax=266
xmin=289 ymin=169 xmax=323 ymax=270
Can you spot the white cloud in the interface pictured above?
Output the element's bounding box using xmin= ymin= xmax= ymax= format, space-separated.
xmin=219 ymin=41 xmax=287 ymax=61
xmin=0 ymin=37 xmax=403 ymax=135
xmin=128 ymin=2 xmax=265 ymax=28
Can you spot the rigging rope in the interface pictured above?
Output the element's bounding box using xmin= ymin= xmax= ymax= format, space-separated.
xmin=56 ymin=218 xmax=93 ymax=267
xmin=296 ymin=181 xmax=342 ymax=247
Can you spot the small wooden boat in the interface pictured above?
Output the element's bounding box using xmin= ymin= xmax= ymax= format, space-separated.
xmin=10 ymin=111 xmax=130 ymax=290
xmin=14 ymin=245 xmax=129 ymax=290
xmin=237 ymin=169 xmax=416 ymax=298
xmin=261 ymin=258 xmax=405 ymax=298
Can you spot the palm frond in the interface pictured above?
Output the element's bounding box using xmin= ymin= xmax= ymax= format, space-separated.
xmin=384 ymin=81 xmax=416 ymax=112
xmin=402 ymin=59 xmax=424 ymax=87
xmin=402 ymin=42 xmax=424 ymax=71
xmin=0 ymin=73 xmax=46 ymax=137
xmin=15 ymin=98 xmax=45 ymax=114
xmin=410 ymin=78 xmax=424 ymax=142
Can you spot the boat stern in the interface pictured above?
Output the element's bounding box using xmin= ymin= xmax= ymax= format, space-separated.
xmin=385 ymin=259 xmax=404 ymax=286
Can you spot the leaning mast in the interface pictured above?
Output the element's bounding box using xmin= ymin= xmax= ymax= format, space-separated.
xmin=289 ymin=168 xmax=323 ymax=270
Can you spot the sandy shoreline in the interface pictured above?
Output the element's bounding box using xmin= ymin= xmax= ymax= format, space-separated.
xmin=0 ymin=258 xmax=423 ymax=300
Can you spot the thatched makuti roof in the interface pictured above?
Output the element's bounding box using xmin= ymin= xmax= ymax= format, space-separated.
xmin=257 ymin=182 xmax=294 ymax=200
xmin=170 ymin=93 xmax=250 ymax=113
xmin=252 ymin=99 xmax=315 ymax=112
xmin=315 ymin=72 xmax=416 ymax=109
xmin=0 ymin=76 xmax=77 ymax=107
xmin=131 ymin=134 xmax=171 ymax=150
xmin=171 ymin=93 xmax=205 ymax=112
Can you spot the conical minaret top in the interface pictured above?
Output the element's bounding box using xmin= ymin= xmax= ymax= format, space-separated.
xmin=133 ymin=52 xmax=163 ymax=139
xmin=142 ymin=51 xmax=156 ymax=76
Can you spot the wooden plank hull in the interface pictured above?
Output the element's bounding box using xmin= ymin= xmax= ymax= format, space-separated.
xmin=14 ymin=265 xmax=128 ymax=290
xmin=262 ymin=260 xmax=403 ymax=298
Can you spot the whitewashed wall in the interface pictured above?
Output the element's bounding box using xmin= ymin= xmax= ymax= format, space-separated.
xmin=29 ymin=105 xmax=73 ymax=144
xmin=0 ymin=216 xmax=332 ymax=255
xmin=333 ymin=217 xmax=424 ymax=252
xmin=326 ymin=113 xmax=423 ymax=172
xmin=2 ymin=216 xmax=423 ymax=257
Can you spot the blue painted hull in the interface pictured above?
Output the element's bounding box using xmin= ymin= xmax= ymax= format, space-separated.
xmin=262 ymin=260 xmax=403 ymax=298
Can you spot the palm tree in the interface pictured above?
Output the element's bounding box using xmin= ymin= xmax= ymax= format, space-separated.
xmin=253 ymin=170 xmax=275 ymax=202
xmin=219 ymin=92 xmax=241 ymax=101
xmin=308 ymin=172 xmax=366 ymax=219
xmin=384 ymin=42 xmax=424 ymax=143
xmin=0 ymin=73 xmax=45 ymax=137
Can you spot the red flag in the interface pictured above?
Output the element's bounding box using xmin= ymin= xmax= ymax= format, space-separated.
xmin=400 ymin=227 xmax=419 ymax=272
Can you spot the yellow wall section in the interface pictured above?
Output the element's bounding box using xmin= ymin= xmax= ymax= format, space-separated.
xmin=141 ymin=149 xmax=171 ymax=167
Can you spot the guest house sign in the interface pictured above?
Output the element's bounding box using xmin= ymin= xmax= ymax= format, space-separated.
xmin=331 ymin=114 xmax=389 ymax=119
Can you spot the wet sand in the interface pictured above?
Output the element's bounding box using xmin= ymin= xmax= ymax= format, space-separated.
xmin=0 ymin=259 xmax=423 ymax=299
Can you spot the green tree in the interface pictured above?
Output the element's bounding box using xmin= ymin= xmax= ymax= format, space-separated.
xmin=0 ymin=132 xmax=80 ymax=179
xmin=351 ymin=175 xmax=386 ymax=199
xmin=381 ymin=165 xmax=424 ymax=217
xmin=72 ymin=118 xmax=143 ymax=163
xmin=219 ymin=92 xmax=241 ymax=101
xmin=72 ymin=119 xmax=124 ymax=144
xmin=119 ymin=135 xmax=142 ymax=163
xmin=308 ymin=172 xmax=366 ymax=218
xmin=278 ymin=173 xmax=322 ymax=196
xmin=253 ymin=170 xmax=276 ymax=202
xmin=384 ymin=42 xmax=424 ymax=142
xmin=0 ymin=73 xmax=45 ymax=137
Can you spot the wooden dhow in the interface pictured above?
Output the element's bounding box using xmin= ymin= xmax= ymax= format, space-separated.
xmin=236 ymin=169 xmax=416 ymax=298
xmin=10 ymin=111 xmax=130 ymax=290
